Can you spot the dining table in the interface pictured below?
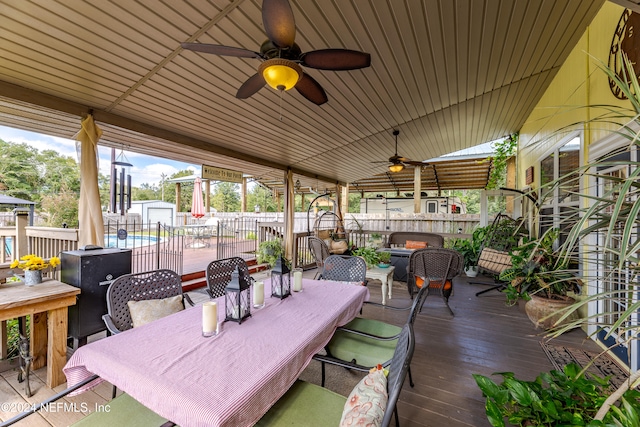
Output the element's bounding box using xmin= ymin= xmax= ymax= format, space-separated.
xmin=63 ymin=278 xmax=369 ymax=427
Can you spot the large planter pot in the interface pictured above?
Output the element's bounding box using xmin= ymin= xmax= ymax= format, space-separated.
xmin=524 ymin=294 xmax=578 ymax=330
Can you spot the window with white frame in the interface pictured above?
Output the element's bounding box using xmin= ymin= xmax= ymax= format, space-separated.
xmin=538 ymin=135 xmax=582 ymax=247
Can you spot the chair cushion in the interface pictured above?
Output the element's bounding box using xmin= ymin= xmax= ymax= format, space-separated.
xmin=340 ymin=368 xmax=388 ymax=427
xmin=127 ymin=294 xmax=184 ymax=328
xmin=71 ymin=393 xmax=168 ymax=426
xmin=405 ymin=240 xmax=428 ymax=249
xmin=256 ymin=380 xmax=346 ymax=426
xmin=415 ymin=276 xmax=452 ymax=290
xmin=327 ymin=318 xmax=399 ymax=367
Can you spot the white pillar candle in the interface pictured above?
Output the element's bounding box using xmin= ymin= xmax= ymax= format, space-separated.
xmin=293 ymin=268 xmax=303 ymax=292
xmin=202 ymin=301 xmax=218 ymax=337
xmin=253 ymin=281 xmax=265 ymax=307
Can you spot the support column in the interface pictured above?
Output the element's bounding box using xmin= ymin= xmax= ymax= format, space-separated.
xmin=241 ymin=177 xmax=247 ymax=213
xmin=205 ymin=180 xmax=211 ymax=213
xmin=284 ymin=170 xmax=295 ymax=262
xmin=175 ymin=183 xmax=182 ymax=224
xmin=414 ymin=166 xmax=422 ymax=213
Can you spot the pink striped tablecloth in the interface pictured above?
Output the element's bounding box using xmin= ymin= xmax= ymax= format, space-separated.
xmin=63 ymin=278 xmax=369 ymax=427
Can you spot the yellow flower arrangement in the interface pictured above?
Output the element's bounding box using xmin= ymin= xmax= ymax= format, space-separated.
xmin=10 ymin=254 xmax=61 ymax=271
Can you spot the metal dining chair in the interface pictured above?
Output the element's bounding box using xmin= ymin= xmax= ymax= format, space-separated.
xmin=317 ymin=254 xmax=367 ymax=285
xmin=102 ymin=269 xmax=194 ymax=399
xmin=257 ymin=324 xmax=415 ymax=427
xmin=407 ymin=247 xmax=464 ymax=315
xmin=314 ymin=282 xmax=428 ymax=390
xmin=205 ymin=256 xmax=253 ymax=299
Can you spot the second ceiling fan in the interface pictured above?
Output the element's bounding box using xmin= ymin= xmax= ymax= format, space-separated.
xmin=376 ymin=130 xmax=427 ymax=173
xmin=181 ymin=0 xmax=371 ymax=105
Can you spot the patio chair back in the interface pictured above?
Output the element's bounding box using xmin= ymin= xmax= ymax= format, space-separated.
xmin=206 ymin=257 xmax=253 ymax=299
xmin=382 ymin=323 xmax=416 ymax=427
xmin=308 ymin=236 xmax=331 ymax=277
xmin=318 ymin=255 xmax=366 ymax=284
xmin=104 ymin=269 xmax=185 ymax=333
xmin=408 ymin=248 xmax=463 ymax=315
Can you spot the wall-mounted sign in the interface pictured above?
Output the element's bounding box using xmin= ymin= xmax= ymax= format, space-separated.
xmin=202 ymin=164 xmax=243 ymax=183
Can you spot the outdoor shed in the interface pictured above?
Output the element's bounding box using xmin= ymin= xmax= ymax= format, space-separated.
xmin=129 ymin=200 xmax=176 ymax=226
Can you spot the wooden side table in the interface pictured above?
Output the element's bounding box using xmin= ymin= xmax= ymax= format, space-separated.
xmin=366 ymin=265 xmax=395 ymax=305
xmin=0 ymin=280 xmax=80 ymax=390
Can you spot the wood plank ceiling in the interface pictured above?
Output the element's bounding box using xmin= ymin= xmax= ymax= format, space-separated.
xmin=0 ymin=0 xmax=606 ymax=193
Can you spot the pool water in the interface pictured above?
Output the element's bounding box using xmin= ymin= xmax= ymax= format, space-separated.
xmin=103 ymin=235 xmax=162 ymax=248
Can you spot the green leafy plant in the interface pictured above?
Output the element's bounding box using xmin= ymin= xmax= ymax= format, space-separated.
xmin=257 ymin=239 xmax=284 ymax=268
xmin=486 ymin=133 xmax=518 ymax=190
xmin=499 ymin=229 xmax=582 ymax=306
xmin=473 ymin=363 xmax=640 ymax=427
xmin=377 ymin=250 xmax=391 ymax=264
xmin=450 ymin=225 xmax=489 ymax=269
xmin=352 ymin=246 xmax=380 ymax=267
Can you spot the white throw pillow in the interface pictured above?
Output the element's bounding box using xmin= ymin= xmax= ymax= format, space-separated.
xmin=127 ymin=295 xmax=184 ymax=328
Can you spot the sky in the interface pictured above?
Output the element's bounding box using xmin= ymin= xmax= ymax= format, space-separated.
xmin=0 ymin=125 xmax=199 ymax=187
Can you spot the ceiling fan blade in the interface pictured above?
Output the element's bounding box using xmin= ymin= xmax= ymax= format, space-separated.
xmin=181 ymin=43 xmax=262 ymax=59
xmin=295 ymin=73 xmax=328 ymax=105
xmin=236 ymin=73 xmax=266 ymax=99
xmin=404 ymin=160 xmax=429 ymax=166
xmin=263 ymin=0 xmax=296 ymax=48
xmin=300 ymin=49 xmax=371 ymax=70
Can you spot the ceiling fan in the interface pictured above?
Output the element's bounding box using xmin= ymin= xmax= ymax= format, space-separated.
xmin=181 ymin=0 xmax=371 ymax=105
xmin=375 ymin=130 xmax=427 ymax=173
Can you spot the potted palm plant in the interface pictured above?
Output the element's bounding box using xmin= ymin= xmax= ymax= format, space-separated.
xmin=499 ymin=228 xmax=582 ymax=330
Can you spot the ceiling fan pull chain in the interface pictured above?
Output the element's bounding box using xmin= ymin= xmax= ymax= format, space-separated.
xmin=279 ymin=89 xmax=283 ymax=121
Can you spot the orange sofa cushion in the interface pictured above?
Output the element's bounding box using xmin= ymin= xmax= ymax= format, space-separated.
xmin=405 ymin=240 xmax=428 ymax=250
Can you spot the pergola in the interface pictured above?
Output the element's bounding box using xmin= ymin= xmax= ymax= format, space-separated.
xmin=0 ymin=0 xmax=610 ymax=194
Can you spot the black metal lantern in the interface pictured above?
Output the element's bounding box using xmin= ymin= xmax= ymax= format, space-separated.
xmin=225 ymin=267 xmax=251 ymax=323
xmin=271 ymin=256 xmax=291 ymax=299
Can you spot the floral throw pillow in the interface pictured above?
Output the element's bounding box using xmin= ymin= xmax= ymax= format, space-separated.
xmin=339 ymin=368 xmax=388 ymax=427
xmin=127 ymin=295 xmax=184 ymax=328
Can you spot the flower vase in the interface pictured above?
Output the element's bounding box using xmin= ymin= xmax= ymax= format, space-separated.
xmin=24 ymin=269 xmax=43 ymax=286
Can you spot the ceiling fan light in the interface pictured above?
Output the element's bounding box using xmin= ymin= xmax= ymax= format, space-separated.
xmin=259 ymin=58 xmax=302 ymax=91
xmin=388 ymin=163 xmax=404 ymax=173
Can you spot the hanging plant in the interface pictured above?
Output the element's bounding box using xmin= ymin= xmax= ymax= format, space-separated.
xmin=486 ymin=133 xmax=517 ymax=190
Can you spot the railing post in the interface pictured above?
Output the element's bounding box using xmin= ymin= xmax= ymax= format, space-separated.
xmin=156 ymin=221 xmax=161 ymax=270
xmin=14 ymin=209 xmax=29 ymax=258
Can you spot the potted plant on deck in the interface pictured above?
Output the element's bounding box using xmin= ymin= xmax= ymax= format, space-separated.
xmin=450 ymin=226 xmax=487 ymax=277
xmin=499 ymin=228 xmax=582 ymax=330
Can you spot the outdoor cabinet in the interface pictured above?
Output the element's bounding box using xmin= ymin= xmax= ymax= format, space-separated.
xmin=387 ymin=248 xmax=413 ymax=282
xmin=61 ymin=248 xmax=132 ymax=349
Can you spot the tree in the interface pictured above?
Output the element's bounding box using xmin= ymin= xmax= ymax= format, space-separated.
xmin=0 ymin=140 xmax=41 ymax=203
xmin=40 ymin=188 xmax=79 ymax=227
xmin=247 ymin=183 xmax=277 ymax=212
xmin=211 ymin=181 xmax=241 ymax=212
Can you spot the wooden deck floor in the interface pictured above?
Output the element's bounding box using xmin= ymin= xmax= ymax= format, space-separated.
xmin=0 ymin=272 xmax=604 ymax=427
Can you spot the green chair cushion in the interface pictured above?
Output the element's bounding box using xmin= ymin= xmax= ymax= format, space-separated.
xmin=326 ymin=318 xmax=400 ymax=367
xmin=71 ymin=393 xmax=169 ymax=427
xmin=256 ymin=380 xmax=346 ymax=427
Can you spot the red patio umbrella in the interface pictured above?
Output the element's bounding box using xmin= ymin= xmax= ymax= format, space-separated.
xmin=191 ymin=177 xmax=205 ymax=219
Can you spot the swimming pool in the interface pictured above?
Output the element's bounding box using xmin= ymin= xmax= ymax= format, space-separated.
xmin=103 ymin=234 xmax=163 ymax=248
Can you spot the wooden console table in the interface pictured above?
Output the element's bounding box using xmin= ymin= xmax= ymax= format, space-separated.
xmin=0 ymin=280 xmax=80 ymax=388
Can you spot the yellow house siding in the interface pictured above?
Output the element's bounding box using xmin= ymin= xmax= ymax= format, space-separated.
xmin=517 ymin=2 xmax=633 ymax=190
